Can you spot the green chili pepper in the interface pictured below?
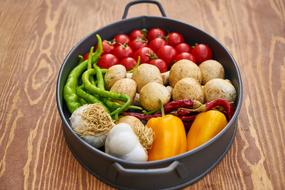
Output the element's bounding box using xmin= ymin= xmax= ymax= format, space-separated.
xmin=142 ymin=108 xmax=159 ymax=115
xmin=87 ymin=46 xmax=96 ymax=85
xmin=128 ymin=105 xmax=143 ymax=111
xmin=93 ymin=35 xmax=104 ymax=90
xmin=94 ymin=64 xmax=105 ymax=90
xmin=79 ymin=97 xmax=87 ymax=105
xmin=92 ymin=34 xmax=103 ymax=63
xmin=77 ymin=85 xmax=100 ymax=103
xmin=63 ymin=61 xmax=88 ymax=113
xmin=76 ymin=85 xmax=109 ymax=111
xmin=82 ymin=69 xmax=130 ymax=118
xmin=88 ymin=34 xmax=103 ymax=87
xmin=102 ymin=99 xmax=142 ymax=111
xmin=87 ymin=46 xmax=94 ymax=70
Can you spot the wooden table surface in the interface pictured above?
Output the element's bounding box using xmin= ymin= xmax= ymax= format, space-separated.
xmin=1 ymin=0 xmax=284 ymax=189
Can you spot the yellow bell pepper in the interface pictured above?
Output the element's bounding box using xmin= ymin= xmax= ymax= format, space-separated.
xmin=147 ymin=114 xmax=187 ymax=161
xmin=187 ymin=110 xmax=227 ymax=151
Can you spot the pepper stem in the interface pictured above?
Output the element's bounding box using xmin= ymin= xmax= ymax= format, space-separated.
xmin=78 ymin=55 xmax=84 ymax=63
xmin=178 ymin=104 xmax=207 ymax=113
xmin=159 ymin=100 xmax=165 ymax=116
xmin=193 ymin=100 xmax=203 ymax=108
xmin=129 ymin=56 xmax=141 ymax=73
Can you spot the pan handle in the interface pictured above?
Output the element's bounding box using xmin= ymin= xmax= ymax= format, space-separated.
xmin=110 ymin=161 xmax=188 ymax=180
xmin=122 ymin=0 xmax=167 ymax=19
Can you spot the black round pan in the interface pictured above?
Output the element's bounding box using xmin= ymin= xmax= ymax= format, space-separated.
xmin=56 ymin=1 xmax=243 ymax=189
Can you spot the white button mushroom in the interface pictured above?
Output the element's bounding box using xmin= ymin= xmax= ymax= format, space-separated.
xmin=110 ymin=78 xmax=137 ymax=103
xmin=169 ymin=59 xmax=202 ymax=87
xmin=104 ymin=65 xmax=127 ymax=90
xmin=139 ymin=82 xmax=171 ymax=111
xmin=199 ymin=60 xmax=224 ymax=84
xmin=204 ymin=78 xmax=236 ymax=102
xmin=172 ymin=77 xmax=204 ymax=103
xmin=132 ymin=64 xmax=163 ymax=92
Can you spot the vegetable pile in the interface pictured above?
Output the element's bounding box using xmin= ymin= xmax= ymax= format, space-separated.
xmin=63 ymin=28 xmax=237 ymax=162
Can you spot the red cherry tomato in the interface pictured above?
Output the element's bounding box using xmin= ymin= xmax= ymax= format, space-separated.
xmin=167 ymin=32 xmax=184 ymax=46
xmin=191 ymin=44 xmax=213 ymax=64
xmin=112 ymin=44 xmax=133 ymax=60
xmin=175 ymin=43 xmax=190 ymax=53
xmin=147 ymin=28 xmax=165 ymax=41
xmin=148 ymin=38 xmax=166 ymax=52
xmin=129 ymin=29 xmax=144 ymax=40
xmin=129 ymin=38 xmax=147 ymax=52
xmin=83 ymin=52 xmax=89 ymax=60
xmin=175 ymin=52 xmax=196 ymax=63
xmin=98 ymin=54 xmax=118 ymax=68
xmin=134 ymin=47 xmax=156 ymax=63
xmin=149 ymin=59 xmax=168 ymax=73
xmin=120 ymin=57 xmax=137 ymax=71
xmin=157 ymin=45 xmax=176 ymax=66
xmin=114 ymin=34 xmax=130 ymax=44
xmin=102 ymin=40 xmax=114 ymax=54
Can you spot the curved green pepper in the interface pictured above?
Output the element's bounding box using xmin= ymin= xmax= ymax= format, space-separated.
xmin=63 ymin=61 xmax=88 ymax=113
xmin=82 ymin=69 xmax=130 ymax=119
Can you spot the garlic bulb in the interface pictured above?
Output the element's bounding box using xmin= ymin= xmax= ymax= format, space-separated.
xmin=70 ymin=103 xmax=114 ymax=148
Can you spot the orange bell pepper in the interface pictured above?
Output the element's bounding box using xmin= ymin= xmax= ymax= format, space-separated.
xmin=187 ymin=110 xmax=227 ymax=151
xmin=147 ymin=114 xmax=187 ymax=161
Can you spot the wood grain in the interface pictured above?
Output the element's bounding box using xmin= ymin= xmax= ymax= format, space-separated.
xmin=0 ymin=0 xmax=284 ymax=189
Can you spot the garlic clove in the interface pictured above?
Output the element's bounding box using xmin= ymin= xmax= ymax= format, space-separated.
xmin=121 ymin=143 xmax=148 ymax=162
xmin=70 ymin=104 xmax=88 ymax=129
xmin=83 ymin=135 xmax=107 ymax=148
xmin=105 ymin=131 xmax=138 ymax=156
xmin=105 ymin=123 xmax=148 ymax=162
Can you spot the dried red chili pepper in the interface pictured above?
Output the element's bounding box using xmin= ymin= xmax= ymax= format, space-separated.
xmin=122 ymin=112 xmax=196 ymax=122
xmin=122 ymin=112 xmax=161 ymax=120
xmin=178 ymin=98 xmax=234 ymax=120
xmin=164 ymin=100 xmax=194 ymax=113
xmin=179 ymin=115 xmax=196 ymax=122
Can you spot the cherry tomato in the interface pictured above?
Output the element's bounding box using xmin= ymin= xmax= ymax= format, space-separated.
xmin=98 ymin=54 xmax=118 ymax=68
xmin=114 ymin=34 xmax=130 ymax=44
xmin=175 ymin=52 xmax=196 ymax=63
xmin=191 ymin=44 xmax=213 ymax=64
xmin=83 ymin=52 xmax=89 ymax=60
xmin=112 ymin=44 xmax=133 ymax=60
xmin=149 ymin=59 xmax=168 ymax=73
xmin=175 ymin=43 xmax=190 ymax=53
xmin=167 ymin=32 xmax=184 ymax=46
xmin=102 ymin=40 xmax=114 ymax=54
xmin=129 ymin=29 xmax=145 ymax=40
xmin=120 ymin=57 xmax=137 ymax=71
xmin=134 ymin=47 xmax=156 ymax=63
xmin=157 ymin=45 xmax=176 ymax=66
xmin=147 ymin=28 xmax=165 ymax=41
xmin=129 ymin=38 xmax=147 ymax=52
xmin=148 ymin=38 xmax=166 ymax=52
